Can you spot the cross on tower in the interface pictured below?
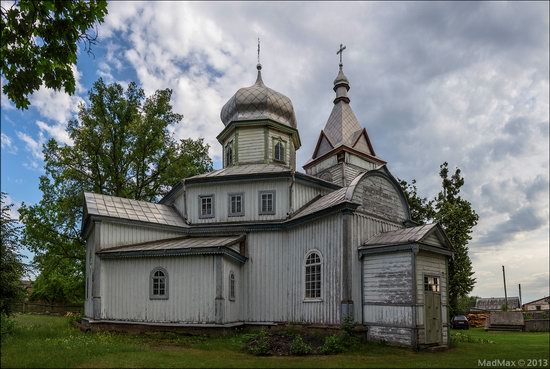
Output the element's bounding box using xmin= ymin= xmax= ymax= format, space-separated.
xmin=336 ymin=43 xmax=346 ymax=68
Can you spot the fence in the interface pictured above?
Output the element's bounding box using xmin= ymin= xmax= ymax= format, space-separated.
xmin=13 ymin=302 xmax=83 ymax=315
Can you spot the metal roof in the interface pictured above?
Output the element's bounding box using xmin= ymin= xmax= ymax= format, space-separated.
xmin=188 ymin=163 xmax=290 ymax=179
xmin=84 ymin=192 xmax=186 ymax=227
xmin=291 ymin=188 xmax=349 ymax=220
xmin=220 ymin=67 xmax=297 ymax=128
xmin=99 ymin=235 xmax=244 ymax=254
xmin=475 ymin=297 xmax=521 ymax=311
xmin=362 ymin=224 xmax=438 ymax=247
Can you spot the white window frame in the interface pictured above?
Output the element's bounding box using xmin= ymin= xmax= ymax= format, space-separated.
xmin=150 ymin=267 xmax=169 ymax=300
xmin=274 ymin=141 xmax=285 ymax=163
xmin=258 ymin=190 xmax=276 ymax=215
xmin=303 ymin=250 xmax=323 ymax=302
xmin=229 ymin=271 xmax=236 ymax=301
xmin=199 ymin=194 xmax=215 ymax=219
xmin=424 ymin=275 xmax=440 ymax=293
xmin=228 ymin=193 xmax=244 ymax=217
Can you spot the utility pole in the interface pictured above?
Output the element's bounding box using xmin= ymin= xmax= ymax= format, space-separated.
xmin=518 ymin=284 xmax=522 ymax=308
xmin=502 ymin=265 xmax=508 ymax=311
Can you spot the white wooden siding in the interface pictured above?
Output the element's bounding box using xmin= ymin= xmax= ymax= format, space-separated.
xmin=224 ymin=258 xmax=243 ymax=323
xmin=237 ymin=127 xmax=264 ymax=163
xmin=267 ymin=128 xmax=293 ymax=168
xmin=367 ymin=326 xmax=413 ymax=346
xmin=101 ymin=256 xmax=217 ymax=323
xmin=352 ymin=174 xmax=407 ymax=224
xmin=415 ymin=251 xmax=448 ymax=345
xmin=292 ymin=181 xmax=331 ymax=212
xmin=242 ymin=215 xmax=343 ymax=324
xmin=362 ymin=252 xmax=413 ymax=304
xmin=100 ymin=222 xmax=183 ymax=250
xmin=305 ymin=155 xmax=338 ymax=175
xmin=347 ymin=153 xmax=378 ymax=171
xmin=84 ymin=229 xmax=95 ymax=317
xmin=185 ymin=180 xmax=289 ymax=223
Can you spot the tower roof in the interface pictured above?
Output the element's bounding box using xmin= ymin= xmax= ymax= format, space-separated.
xmin=308 ymin=63 xmax=378 ymax=162
xmin=220 ymin=64 xmax=297 ymax=128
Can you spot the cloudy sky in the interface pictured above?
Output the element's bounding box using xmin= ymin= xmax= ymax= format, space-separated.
xmin=1 ymin=1 xmax=548 ymax=303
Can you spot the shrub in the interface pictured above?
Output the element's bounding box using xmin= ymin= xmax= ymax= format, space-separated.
xmin=452 ymin=331 xmax=494 ymax=344
xmin=1 ymin=313 xmax=16 ymax=339
xmin=341 ymin=315 xmax=355 ymax=337
xmin=290 ymin=335 xmax=312 ymax=356
xmin=320 ymin=334 xmax=346 ymax=355
xmin=247 ymin=328 xmax=271 ymax=356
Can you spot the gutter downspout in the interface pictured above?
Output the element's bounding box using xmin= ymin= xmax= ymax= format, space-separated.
xmin=288 ymin=170 xmax=295 ymax=216
xmin=411 ymin=245 xmax=419 ymax=350
xmin=182 ymin=180 xmax=189 ymax=224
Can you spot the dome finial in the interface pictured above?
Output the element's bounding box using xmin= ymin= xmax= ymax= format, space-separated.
xmin=333 ymin=43 xmax=350 ymax=104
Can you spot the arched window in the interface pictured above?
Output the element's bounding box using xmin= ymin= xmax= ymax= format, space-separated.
xmin=305 ymin=251 xmax=322 ymax=299
xmin=225 ymin=142 xmax=233 ymax=167
xmin=229 ymin=272 xmax=236 ymax=301
xmin=150 ymin=267 xmax=168 ymax=300
xmin=274 ymin=141 xmax=284 ymax=162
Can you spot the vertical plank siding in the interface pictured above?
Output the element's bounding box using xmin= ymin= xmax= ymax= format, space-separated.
xmin=185 ymin=180 xmax=289 ymax=224
xmin=100 ymin=222 xmax=182 ymax=250
xmin=292 ymin=181 xmax=332 ymax=211
xmin=84 ymin=230 xmax=95 ymax=317
xmin=415 ymin=251 xmax=448 ymax=345
xmin=101 ymin=256 xmax=217 ymax=323
xmin=224 ymin=258 xmax=242 ymax=323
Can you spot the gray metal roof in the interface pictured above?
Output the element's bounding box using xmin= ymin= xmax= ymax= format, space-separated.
xmin=475 ymin=297 xmax=521 ymax=311
xmin=84 ymin=192 xmax=186 ymax=227
xmin=98 ymin=235 xmax=244 ymax=254
xmin=362 ymin=224 xmax=438 ymax=247
xmin=291 ymin=187 xmax=349 ymax=220
xmin=188 ymin=163 xmax=290 ymax=179
xmin=220 ymin=67 xmax=297 ymax=128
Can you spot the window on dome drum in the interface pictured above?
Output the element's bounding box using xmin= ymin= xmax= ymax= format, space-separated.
xmin=229 ymin=272 xmax=236 ymax=301
xmin=258 ymin=191 xmax=276 ymax=215
xmin=225 ymin=141 xmax=233 ymax=166
xmin=305 ymin=251 xmax=322 ymax=299
xmin=228 ymin=193 xmax=244 ymax=217
xmin=150 ymin=267 xmax=168 ymax=299
xmin=274 ymin=141 xmax=285 ymax=162
xmin=199 ymin=195 xmax=214 ymax=219
xmin=424 ymin=275 xmax=440 ymax=292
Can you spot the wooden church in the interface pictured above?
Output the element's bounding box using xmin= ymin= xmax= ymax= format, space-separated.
xmin=82 ymin=50 xmax=453 ymax=349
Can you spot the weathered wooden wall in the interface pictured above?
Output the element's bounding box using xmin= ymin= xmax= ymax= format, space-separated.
xmin=224 ymin=258 xmax=243 ymax=323
xmin=362 ymin=251 xmax=414 ymax=347
xmin=101 ymin=256 xmax=217 ymax=323
xmin=100 ymin=222 xmax=183 ymax=249
xmin=415 ymin=251 xmax=448 ymax=345
xmin=292 ymin=181 xmax=332 ymax=212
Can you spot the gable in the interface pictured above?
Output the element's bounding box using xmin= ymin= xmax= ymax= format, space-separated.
xmin=352 ymin=130 xmax=375 ymax=156
xmin=347 ymin=167 xmax=410 ymax=224
xmin=312 ymin=131 xmax=334 ymax=159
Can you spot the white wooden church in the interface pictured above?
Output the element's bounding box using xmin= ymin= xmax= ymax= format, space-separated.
xmin=82 ymin=53 xmax=453 ymax=348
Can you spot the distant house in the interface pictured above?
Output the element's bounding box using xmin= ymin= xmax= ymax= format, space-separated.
xmin=473 ymin=297 xmax=521 ymax=311
xmin=522 ymin=296 xmax=550 ymax=311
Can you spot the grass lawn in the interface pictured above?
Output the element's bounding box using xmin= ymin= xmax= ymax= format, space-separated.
xmin=1 ymin=314 xmax=549 ymax=368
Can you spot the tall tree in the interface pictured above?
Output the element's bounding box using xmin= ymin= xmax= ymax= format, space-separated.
xmin=19 ymin=79 xmax=213 ymax=303
xmin=400 ymin=162 xmax=478 ymax=316
xmin=1 ymin=0 xmax=108 ymax=109
xmin=0 ymin=193 xmax=26 ymax=315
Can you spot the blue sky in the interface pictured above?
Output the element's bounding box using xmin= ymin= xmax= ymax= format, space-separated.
xmin=1 ymin=2 xmax=549 ymax=303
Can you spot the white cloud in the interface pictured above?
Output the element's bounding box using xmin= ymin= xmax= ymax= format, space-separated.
xmin=94 ymin=2 xmax=549 ymax=302
xmin=16 ymin=130 xmax=45 ymax=169
xmin=1 ymin=132 xmax=17 ymax=154
xmin=36 ymin=120 xmax=73 ymax=146
xmin=2 ymin=194 xmax=21 ymax=223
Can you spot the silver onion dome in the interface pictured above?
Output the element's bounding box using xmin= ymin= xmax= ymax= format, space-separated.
xmin=220 ymin=64 xmax=297 ymax=128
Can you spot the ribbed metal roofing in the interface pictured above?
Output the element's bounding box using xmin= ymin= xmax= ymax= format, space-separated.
xmin=84 ymin=192 xmax=186 ymax=227
xmin=291 ymin=188 xmax=349 ymax=220
xmin=362 ymin=224 xmax=438 ymax=247
xmin=220 ymin=67 xmax=297 ymax=128
xmin=98 ymin=235 xmax=244 ymax=254
xmin=189 ymin=163 xmax=290 ymax=179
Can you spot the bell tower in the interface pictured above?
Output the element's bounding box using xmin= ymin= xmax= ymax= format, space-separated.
xmin=303 ymin=45 xmax=385 ymax=186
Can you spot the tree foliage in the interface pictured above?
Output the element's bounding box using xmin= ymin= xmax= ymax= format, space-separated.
xmin=19 ymin=79 xmax=213 ymax=303
xmin=1 ymin=193 xmax=26 ymax=315
xmin=400 ymin=162 xmax=479 ymax=317
xmin=1 ymin=0 xmax=108 ymax=109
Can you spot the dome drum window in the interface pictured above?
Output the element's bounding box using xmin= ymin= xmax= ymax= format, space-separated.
xmin=274 ymin=141 xmax=285 ymax=163
xmin=225 ymin=141 xmax=234 ymax=167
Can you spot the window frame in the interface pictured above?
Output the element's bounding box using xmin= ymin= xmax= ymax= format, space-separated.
xmin=273 ymin=140 xmax=285 ymax=163
xmin=258 ymin=190 xmax=276 ymax=215
xmin=228 ymin=193 xmax=245 ymax=217
xmin=423 ymin=275 xmax=441 ymax=293
xmin=303 ymin=250 xmax=323 ymax=302
xmin=198 ymin=194 xmax=215 ymax=219
xmin=229 ymin=271 xmax=236 ymax=301
xmin=150 ymin=267 xmax=169 ymax=300
xmin=225 ymin=141 xmax=234 ymax=167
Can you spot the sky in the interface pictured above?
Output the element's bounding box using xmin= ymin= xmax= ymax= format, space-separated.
xmin=1 ymin=1 xmax=549 ymax=304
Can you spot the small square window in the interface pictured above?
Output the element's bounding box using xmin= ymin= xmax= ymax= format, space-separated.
xmin=259 ymin=191 xmax=276 ymax=215
xmin=228 ymin=193 xmax=244 ymax=217
xmin=199 ymin=195 xmax=215 ymax=219
xmin=424 ymin=276 xmax=440 ymax=292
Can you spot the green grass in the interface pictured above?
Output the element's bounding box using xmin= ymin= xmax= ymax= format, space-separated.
xmin=1 ymin=314 xmax=549 ymax=368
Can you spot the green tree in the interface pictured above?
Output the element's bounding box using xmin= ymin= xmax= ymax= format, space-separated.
xmin=1 ymin=0 xmax=108 ymax=109
xmin=400 ymin=162 xmax=478 ymax=317
xmin=19 ymin=79 xmax=213 ymax=303
xmin=0 ymin=193 xmax=26 ymax=315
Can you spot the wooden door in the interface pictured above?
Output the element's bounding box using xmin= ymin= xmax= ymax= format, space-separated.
xmin=424 ymin=276 xmax=442 ymax=344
